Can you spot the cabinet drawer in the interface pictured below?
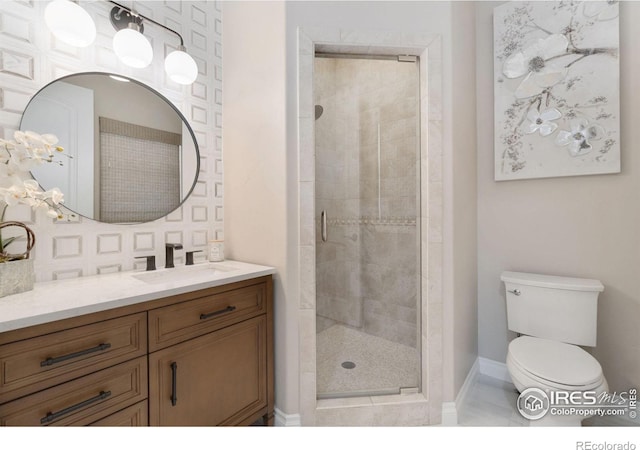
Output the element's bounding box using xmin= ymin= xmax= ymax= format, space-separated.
xmin=0 ymin=313 xmax=147 ymax=404
xmin=0 ymin=357 xmax=147 ymax=426
xmin=90 ymin=400 xmax=148 ymax=426
xmin=148 ymin=282 xmax=266 ymax=351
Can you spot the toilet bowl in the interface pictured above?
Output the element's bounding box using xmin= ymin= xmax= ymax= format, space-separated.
xmin=507 ymin=336 xmax=608 ymax=426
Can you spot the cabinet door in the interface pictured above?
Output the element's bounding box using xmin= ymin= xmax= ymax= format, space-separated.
xmin=149 ymin=316 xmax=267 ymax=426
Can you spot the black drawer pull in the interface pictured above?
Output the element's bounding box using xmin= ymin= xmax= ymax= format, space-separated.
xmin=171 ymin=362 xmax=178 ymax=407
xmin=199 ymin=306 xmax=236 ymax=320
xmin=40 ymin=390 xmax=111 ymax=424
xmin=40 ymin=343 xmax=112 ymax=367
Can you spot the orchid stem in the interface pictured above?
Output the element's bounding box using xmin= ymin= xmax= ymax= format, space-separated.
xmin=0 ymin=204 xmax=6 ymax=254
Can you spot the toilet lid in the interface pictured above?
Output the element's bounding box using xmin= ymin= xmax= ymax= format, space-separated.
xmin=508 ymin=336 xmax=603 ymax=387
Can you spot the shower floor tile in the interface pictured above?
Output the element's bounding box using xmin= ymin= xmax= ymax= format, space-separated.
xmin=316 ymin=324 xmax=419 ymax=397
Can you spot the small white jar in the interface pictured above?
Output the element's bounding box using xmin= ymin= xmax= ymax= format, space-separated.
xmin=208 ymin=240 xmax=224 ymax=262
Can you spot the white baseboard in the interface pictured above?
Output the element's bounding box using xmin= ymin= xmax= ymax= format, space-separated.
xmin=441 ymin=358 xmax=481 ymax=426
xmin=456 ymin=358 xmax=480 ymax=406
xmin=440 ymin=402 xmax=458 ymax=426
xmin=478 ymin=356 xmax=511 ymax=383
xmin=274 ymin=407 xmax=301 ymax=426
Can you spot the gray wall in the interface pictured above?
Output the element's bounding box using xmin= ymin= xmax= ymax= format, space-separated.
xmin=451 ymin=1 xmax=478 ymax=398
xmin=476 ymin=1 xmax=640 ymax=393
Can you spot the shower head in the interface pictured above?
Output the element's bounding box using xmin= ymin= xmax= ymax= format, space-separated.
xmin=315 ymin=104 xmax=324 ymax=120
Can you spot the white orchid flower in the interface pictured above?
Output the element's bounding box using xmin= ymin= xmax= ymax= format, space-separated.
xmin=12 ymin=130 xmax=27 ymax=144
xmin=583 ymin=1 xmax=619 ymax=22
xmin=41 ymin=134 xmax=59 ymax=145
xmin=523 ymin=108 xmax=562 ymax=136
xmin=23 ymin=179 xmax=40 ymax=193
xmin=45 ymin=208 xmax=61 ymax=219
xmin=9 ymin=145 xmax=34 ymax=171
xmin=1 ymin=131 xmax=65 ymax=221
xmin=555 ymin=118 xmax=605 ymax=157
xmin=0 ymin=171 xmax=24 ymax=189
xmin=44 ymin=187 xmax=64 ymax=205
xmin=503 ymin=34 xmax=569 ymax=99
xmin=1 ymin=184 xmax=27 ymax=206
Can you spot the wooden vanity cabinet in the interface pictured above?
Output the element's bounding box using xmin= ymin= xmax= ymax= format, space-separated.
xmin=0 ymin=275 xmax=274 ymax=426
xmin=148 ymin=279 xmax=274 ymax=426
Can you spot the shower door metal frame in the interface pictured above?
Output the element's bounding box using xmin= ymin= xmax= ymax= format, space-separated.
xmin=313 ymin=54 xmax=422 ymax=400
xmin=296 ymin=27 xmax=445 ymax=426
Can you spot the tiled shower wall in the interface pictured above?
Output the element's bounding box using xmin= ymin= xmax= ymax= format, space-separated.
xmin=314 ymin=57 xmax=419 ymax=348
xmin=0 ymin=0 xmax=222 ymax=281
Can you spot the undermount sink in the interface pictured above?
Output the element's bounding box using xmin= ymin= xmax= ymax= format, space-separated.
xmin=132 ymin=262 xmax=239 ymax=284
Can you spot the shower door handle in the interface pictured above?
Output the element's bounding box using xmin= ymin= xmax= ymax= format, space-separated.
xmin=321 ymin=210 xmax=328 ymax=242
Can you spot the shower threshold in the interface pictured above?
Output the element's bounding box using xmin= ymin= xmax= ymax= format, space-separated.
xmin=317 ymin=386 xmax=420 ymax=400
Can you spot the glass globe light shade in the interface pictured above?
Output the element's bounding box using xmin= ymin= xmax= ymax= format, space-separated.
xmin=165 ymin=48 xmax=198 ymax=85
xmin=44 ymin=0 xmax=96 ymax=47
xmin=113 ymin=25 xmax=153 ymax=69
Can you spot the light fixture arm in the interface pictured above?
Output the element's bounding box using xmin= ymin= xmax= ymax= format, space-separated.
xmin=108 ymin=0 xmax=185 ymax=46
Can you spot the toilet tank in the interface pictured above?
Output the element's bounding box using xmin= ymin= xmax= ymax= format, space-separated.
xmin=501 ymin=271 xmax=604 ymax=347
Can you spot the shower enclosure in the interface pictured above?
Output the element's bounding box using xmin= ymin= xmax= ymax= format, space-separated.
xmin=314 ymin=55 xmax=421 ymax=398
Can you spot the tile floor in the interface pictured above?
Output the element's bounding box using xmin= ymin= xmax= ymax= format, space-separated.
xmin=316 ymin=324 xmax=419 ymax=398
xmin=457 ymin=372 xmax=634 ymax=427
xmin=457 ymin=373 xmax=528 ymax=426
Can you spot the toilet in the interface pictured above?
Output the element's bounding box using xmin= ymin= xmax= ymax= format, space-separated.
xmin=501 ymin=271 xmax=609 ymax=426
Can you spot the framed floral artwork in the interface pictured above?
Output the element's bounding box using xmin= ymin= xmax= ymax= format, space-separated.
xmin=493 ymin=0 xmax=620 ymax=181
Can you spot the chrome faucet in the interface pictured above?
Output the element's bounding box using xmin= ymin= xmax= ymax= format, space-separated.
xmin=165 ymin=243 xmax=183 ymax=268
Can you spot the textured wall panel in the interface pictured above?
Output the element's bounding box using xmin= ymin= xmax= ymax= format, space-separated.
xmin=97 ymin=234 xmax=122 ymax=255
xmin=97 ymin=264 xmax=122 ymax=274
xmin=53 ymin=268 xmax=83 ymax=280
xmin=0 ymin=11 xmax=33 ymax=43
xmin=53 ymin=236 xmax=83 ymax=259
xmin=0 ymin=48 xmax=34 ymax=79
xmin=133 ymin=232 xmax=155 ymax=252
xmin=191 ymin=205 xmax=208 ymax=222
xmin=0 ymin=1 xmax=222 ymax=281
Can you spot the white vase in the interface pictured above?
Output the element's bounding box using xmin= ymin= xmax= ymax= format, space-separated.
xmin=0 ymin=259 xmax=35 ymax=298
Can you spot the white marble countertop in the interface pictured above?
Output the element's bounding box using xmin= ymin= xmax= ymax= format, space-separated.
xmin=0 ymin=260 xmax=276 ymax=333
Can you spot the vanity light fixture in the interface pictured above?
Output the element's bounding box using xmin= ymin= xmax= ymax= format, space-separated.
xmin=164 ymin=44 xmax=199 ymax=86
xmin=43 ymin=0 xmax=199 ymax=85
xmin=109 ymin=1 xmax=198 ymax=85
xmin=44 ymin=0 xmax=96 ymax=47
xmin=110 ymin=8 xmax=153 ymax=69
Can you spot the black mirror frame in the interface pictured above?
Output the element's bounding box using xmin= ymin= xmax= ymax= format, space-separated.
xmin=19 ymin=71 xmax=201 ymax=225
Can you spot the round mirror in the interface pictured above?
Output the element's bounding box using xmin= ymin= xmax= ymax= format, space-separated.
xmin=20 ymin=72 xmax=199 ymax=224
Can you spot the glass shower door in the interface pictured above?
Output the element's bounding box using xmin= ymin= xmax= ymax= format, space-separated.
xmin=314 ymin=55 xmax=421 ymax=398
